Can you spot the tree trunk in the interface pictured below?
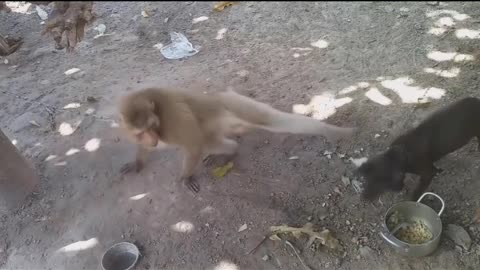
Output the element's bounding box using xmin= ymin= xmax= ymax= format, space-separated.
xmin=0 ymin=129 xmax=39 ymax=210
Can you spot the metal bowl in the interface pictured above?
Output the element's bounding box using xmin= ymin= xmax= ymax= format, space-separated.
xmin=101 ymin=242 xmax=140 ymax=270
xmin=380 ymin=192 xmax=445 ymax=257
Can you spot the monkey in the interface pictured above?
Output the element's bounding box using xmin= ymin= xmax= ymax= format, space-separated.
xmin=118 ymin=87 xmax=356 ymax=193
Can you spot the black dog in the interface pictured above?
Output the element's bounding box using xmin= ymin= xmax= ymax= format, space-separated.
xmin=357 ymin=97 xmax=480 ymax=201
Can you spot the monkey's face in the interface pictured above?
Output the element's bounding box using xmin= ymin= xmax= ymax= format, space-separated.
xmin=120 ymin=114 xmax=160 ymax=148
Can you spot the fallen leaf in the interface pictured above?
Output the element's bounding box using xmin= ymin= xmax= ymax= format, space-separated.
xmin=214 ymin=2 xmax=235 ymax=12
xmin=270 ymin=223 xmax=340 ymax=250
xmin=212 ymin=162 xmax=234 ymax=178
xmin=238 ymin=223 xmax=248 ymax=232
xmin=289 ymin=156 xmax=299 ymax=160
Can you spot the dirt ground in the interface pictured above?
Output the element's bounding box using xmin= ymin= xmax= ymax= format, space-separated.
xmin=1 ymin=1 xmax=480 ymax=270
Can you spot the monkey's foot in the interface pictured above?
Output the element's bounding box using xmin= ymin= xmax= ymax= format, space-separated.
xmin=203 ymin=153 xmax=237 ymax=167
xmin=120 ymin=161 xmax=143 ymax=174
xmin=41 ymin=1 xmax=95 ymax=52
xmin=183 ymin=176 xmax=200 ymax=193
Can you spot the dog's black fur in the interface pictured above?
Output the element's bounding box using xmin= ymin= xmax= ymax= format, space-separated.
xmin=358 ymin=97 xmax=480 ymax=201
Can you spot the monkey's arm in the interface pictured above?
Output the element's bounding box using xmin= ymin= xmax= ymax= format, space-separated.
xmin=120 ymin=145 xmax=152 ymax=174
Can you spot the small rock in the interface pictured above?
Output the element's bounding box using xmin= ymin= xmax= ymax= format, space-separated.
xmin=341 ymin=176 xmax=350 ymax=186
xmin=307 ymin=216 xmax=312 ymax=221
xmin=86 ymin=96 xmax=98 ymax=103
xmin=351 ymin=179 xmax=364 ymax=193
xmin=262 ymin=255 xmax=269 ymax=261
xmin=334 ymin=187 xmax=341 ymax=195
xmin=374 ymin=134 xmax=381 ymax=138
xmin=346 ymin=220 xmax=351 ymax=226
xmin=238 ymin=223 xmax=248 ymax=232
xmin=359 ymin=246 xmax=372 ymax=257
xmin=40 ymin=79 xmax=50 ymax=85
xmin=384 ymin=6 xmax=394 ymax=13
xmin=350 ymin=157 xmax=368 ymax=167
xmin=446 ymin=224 xmax=472 ymax=251
xmin=4 ymin=58 xmax=8 ymax=65
xmin=289 ymin=156 xmax=299 ymax=160
xmin=320 ymin=215 xmax=327 ymax=221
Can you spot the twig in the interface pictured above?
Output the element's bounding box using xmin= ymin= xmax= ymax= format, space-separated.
xmin=248 ymin=235 xmax=270 ymax=255
xmin=284 ymin=240 xmax=312 ymax=270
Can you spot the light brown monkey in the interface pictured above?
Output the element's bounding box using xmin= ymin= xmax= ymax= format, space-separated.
xmin=118 ymin=87 xmax=356 ymax=192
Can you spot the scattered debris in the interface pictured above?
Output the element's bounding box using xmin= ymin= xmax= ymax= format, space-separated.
xmin=341 ymin=176 xmax=351 ymax=186
xmin=141 ymin=9 xmax=152 ymax=18
xmin=64 ymin=68 xmax=81 ymax=76
xmin=35 ymin=6 xmax=48 ymax=21
xmin=214 ymin=2 xmax=235 ymax=12
xmin=359 ymin=246 xmax=373 ymax=257
xmin=269 ymin=223 xmax=339 ymax=250
xmin=351 ymin=179 xmax=364 ymax=193
xmin=446 ymin=224 xmax=472 ymax=251
xmin=212 ymin=162 xmax=234 ymax=178
xmin=473 ymin=208 xmax=480 ymax=224
xmin=238 ymin=223 xmax=248 ymax=232
xmin=285 ymin=240 xmax=312 ymax=270
xmin=324 ymin=150 xmax=333 ymax=159
xmin=215 ymin=28 xmax=228 ymax=40
xmin=333 ymin=187 xmax=341 ymax=195
xmin=93 ymin=24 xmax=107 ymax=39
xmin=153 ymin=43 xmax=164 ymax=50
xmin=86 ymin=96 xmax=97 ymax=103
xmin=160 ymin=32 xmax=199 ymax=60
xmin=350 ymin=157 xmax=368 ymax=167
xmin=29 ymin=120 xmax=41 ymax=127
xmin=192 ymin=16 xmax=209 ymax=24
xmin=262 ymin=254 xmax=269 ymax=261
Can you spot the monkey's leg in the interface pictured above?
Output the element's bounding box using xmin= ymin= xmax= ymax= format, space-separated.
xmin=203 ymin=138 xmax=238 ymax=165
xmin=180 ymin=146 xmax=204 ymax=193
xmin=120 ymin=145 xmax=151 ymax=174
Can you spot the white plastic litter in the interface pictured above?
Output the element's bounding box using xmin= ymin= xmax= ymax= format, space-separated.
xmin=36 ymin=6 xmax=48 ymax=21
xmin=160 ymin=32 xmax=199 ymax=60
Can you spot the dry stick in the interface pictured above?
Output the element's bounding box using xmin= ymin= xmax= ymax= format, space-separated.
xmin=284 ymin=240 xmax=312 ymax=270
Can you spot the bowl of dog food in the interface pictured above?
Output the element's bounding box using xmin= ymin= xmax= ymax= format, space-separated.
xmin=380 ymin=192 xmax=444 ymax=257
xmin=101 ymin=242 xmax=140 ymax=270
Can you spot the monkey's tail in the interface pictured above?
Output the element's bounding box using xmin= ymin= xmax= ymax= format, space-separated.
xmin=219 ymin=89 xmax=356 ymax=143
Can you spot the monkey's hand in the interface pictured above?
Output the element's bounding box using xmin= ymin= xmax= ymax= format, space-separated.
xmin=40 ymin=1 xmax=95 ymax=52
xmin=183 ymin=176 xmax=200 ymax=193
xmin=120 ymin=160 xmax=144 ymax=175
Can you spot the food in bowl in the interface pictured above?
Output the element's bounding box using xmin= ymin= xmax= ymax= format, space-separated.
xmin=387 ymin=211 xmax=433 ymax=245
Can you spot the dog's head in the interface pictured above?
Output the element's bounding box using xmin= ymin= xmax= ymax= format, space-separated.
xmin=356 ymin=146 xmax=407 ymax=200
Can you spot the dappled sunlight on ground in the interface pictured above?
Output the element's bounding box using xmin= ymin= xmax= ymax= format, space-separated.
xmin=56 ymin=238 xmax=99 ymax=253
xmin=455 ymin=28 xmax=480 ymax=39
xmin=214 ymin=261 xmax=239 ymax=270
xmin=129 ymin=193 xmax=149 ymax=201
xmin=84 ymin=138 xmax=101 ymax=152
xmin=293 ymin=93 xmax=352 ymax=120
xmin=171 ymin=221 xmax=195 ymax=233
xmin=365 ymin=87 xmax=392 ymax=106
xmin=424 ymin=67 xmax=460 ymax=78
xmin=380 ymin=77 xmax=445 ymax=103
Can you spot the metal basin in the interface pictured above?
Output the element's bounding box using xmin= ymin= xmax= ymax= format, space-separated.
xmin=101 ymin=242 xmax=140 ymax=270
xmin=380 ymin=192 xmax=444 ymax=257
